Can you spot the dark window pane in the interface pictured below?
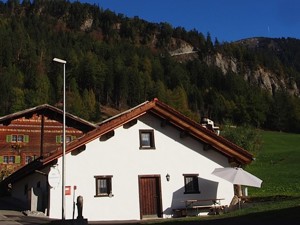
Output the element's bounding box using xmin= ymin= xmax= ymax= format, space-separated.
xmin=9 ymin=156 xmax=15 ymax=163
xmin=141 ymin=133 xmax=151 ymax=147
xmin=17 ymin=135 xmax=24 ymax=142
xmin=12 ymin=135 xmax=17 ymax=142
xmin=184 ymin=175 xmax=199 ymax=193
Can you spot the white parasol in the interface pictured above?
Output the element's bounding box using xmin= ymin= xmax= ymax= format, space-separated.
xmin=212 ymin=167 xmax=262 ymax=188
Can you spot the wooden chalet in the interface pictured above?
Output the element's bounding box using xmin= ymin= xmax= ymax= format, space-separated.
xmin=0 ymin=104 xmax=97 ymax=174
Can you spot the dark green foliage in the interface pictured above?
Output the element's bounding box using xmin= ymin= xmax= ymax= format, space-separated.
xmin=221 ymin=124 xmax=262 ymax=156
xmin=0 ymin=1 xmax=300 ymax=131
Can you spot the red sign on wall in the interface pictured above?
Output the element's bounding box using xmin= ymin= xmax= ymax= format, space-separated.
xmin=65 ymin=186 xmax=71 ymax=195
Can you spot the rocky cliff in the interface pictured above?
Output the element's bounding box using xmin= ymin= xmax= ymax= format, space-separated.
xmin=168 ymin=37 xmax=300 ymax=97
xmin=206 ymin=53 xmax=299 ymax=96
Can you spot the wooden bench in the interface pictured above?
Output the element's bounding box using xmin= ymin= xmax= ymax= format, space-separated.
xmin=173 ymin=205 xmax=213 ymax=217
xmin=172 ymin=198 xmax=225 ymax=217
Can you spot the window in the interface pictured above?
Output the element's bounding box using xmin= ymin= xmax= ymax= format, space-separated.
xmin=12 ymin=135 xmax=17 ymax=142
xmin=94 ymin=176 xmax=113 ymax=197
xmin=3 ymin=156 xmax=9 ymax=164
xmin=25 ymin=156 xmax=33 ymax=164
xmin=2 ymin=156 xmax=18 ymax=164
xmin=7 ymin=134 xmax=28 ymax=143
xmin=139 ymin=130 xmax=155 ymax=149
xmin=17 ymin=135 xmax=24 ymax=142
xmin=183 ymin=174 xmax=200 ymax=194
xmin=8 ymin=156 xmax=15 ymax=164
xmin=66 ymin=136 xmax=72 ymax=143
xmin=57 ymin=135 xmax=74 ymax=143
xmin=12 ymin=135 xmax=24 ymax=142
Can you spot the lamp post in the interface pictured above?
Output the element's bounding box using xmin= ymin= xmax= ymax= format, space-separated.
xmin=53 ymin=57 xmax=67 ymax=220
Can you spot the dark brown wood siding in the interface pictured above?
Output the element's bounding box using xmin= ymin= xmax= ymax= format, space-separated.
xmin=0 ymin=114 xmax=84 ymax=172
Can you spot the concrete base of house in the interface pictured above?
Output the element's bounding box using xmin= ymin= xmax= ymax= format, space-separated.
xmin=50 ymin=218 xmax=88 ymax=225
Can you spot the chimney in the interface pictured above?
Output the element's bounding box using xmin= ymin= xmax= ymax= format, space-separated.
xmin=200 ymin=117 xmax=220 ymax=135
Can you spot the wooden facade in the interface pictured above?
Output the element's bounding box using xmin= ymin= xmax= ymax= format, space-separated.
xmin=0 ymin=104 xmax=97 ymax=174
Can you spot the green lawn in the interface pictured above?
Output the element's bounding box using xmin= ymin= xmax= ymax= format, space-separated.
xmin=246 ymin=131 xmax=300 ymax=197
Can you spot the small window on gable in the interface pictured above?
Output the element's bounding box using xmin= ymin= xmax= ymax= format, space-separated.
xmin=139 ymin=130 xmax=155 ymax=149
xmin=94 ymin=176 xmax=113 ymax=197
xmin=183 ymin=174 xmax=200 ymax=194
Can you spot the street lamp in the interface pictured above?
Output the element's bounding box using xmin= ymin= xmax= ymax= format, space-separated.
xmin=53 ymin=57 xmax=67 ymax=220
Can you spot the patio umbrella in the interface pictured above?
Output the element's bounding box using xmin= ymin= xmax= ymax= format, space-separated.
xmin=211 ymin=167 xmax=262 ymax=188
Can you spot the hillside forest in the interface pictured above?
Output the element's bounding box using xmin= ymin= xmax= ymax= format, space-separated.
xmin=1 ymin=0 xmax=300 ymax=133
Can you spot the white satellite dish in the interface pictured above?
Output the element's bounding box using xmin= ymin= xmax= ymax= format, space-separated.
xmin=48 ymin=166 xmax=61 ymax=188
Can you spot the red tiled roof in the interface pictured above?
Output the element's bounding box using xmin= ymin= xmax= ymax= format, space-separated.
xmin=43 ymin=98 xmax=253 ymax=165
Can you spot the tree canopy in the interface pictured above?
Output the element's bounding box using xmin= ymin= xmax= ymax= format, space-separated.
xmin=1 ymin=0 xmax=300 ymax=132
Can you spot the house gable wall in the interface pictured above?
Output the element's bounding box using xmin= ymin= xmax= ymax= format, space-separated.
xmin=46 ymin=113 xmax=234 ymax=221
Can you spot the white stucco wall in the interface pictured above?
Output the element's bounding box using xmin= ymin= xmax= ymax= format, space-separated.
xmin=45 ymin=113 xmax=234 ymax=221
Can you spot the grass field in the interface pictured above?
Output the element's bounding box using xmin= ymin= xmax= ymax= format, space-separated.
xmin=246 ymin=131 xmax=300 ymax=197
xmin=143 ymin=130 xmax=300 ymax=224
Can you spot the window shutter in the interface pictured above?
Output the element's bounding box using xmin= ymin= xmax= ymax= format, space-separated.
xmin=24 ymin=135 xmax=29 ymax=143
xmin=56 ymin=136 xmax=61 ymax=143
xmin=6 ymin=135 xmax=12 ymax=142
xmin=0 ymin=156 xmax=3 ymax=163
xmin=15 ymin=156 xmax=21 ymax=164
xmin=72 ymin=136 xmax=76 ymax=141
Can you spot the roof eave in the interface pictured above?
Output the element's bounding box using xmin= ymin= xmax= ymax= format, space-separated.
xmin=0 ymin=104 xmax=97 ymax=132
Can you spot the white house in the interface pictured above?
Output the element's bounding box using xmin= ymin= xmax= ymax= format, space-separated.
xmin=2 ymin=98 xmax=253 ymax=222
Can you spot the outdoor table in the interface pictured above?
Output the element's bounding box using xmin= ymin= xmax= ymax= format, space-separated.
xmin=184 ymin=198 xmax=225 ymax=215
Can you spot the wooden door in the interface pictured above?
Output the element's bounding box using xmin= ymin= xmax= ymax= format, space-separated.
xmin=139 ymin=176 xmax=162 ymax=218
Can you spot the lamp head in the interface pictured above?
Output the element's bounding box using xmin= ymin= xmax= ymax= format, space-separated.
xmin=53 ymin=58 xmax=66 ymax=64
xmin=166 ymin=173 xmax=170 ymax=182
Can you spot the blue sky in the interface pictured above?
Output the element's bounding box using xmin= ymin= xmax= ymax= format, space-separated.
xmin=78 ymin=0 xmax=300 ymax=43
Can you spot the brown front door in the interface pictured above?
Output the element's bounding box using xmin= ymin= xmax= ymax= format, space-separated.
xmin=138 ymin=175 xmax=162 ymax=219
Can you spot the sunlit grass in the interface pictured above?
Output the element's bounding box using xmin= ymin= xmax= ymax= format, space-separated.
xmin=246 ymin=131 xmax=300 ymax=197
